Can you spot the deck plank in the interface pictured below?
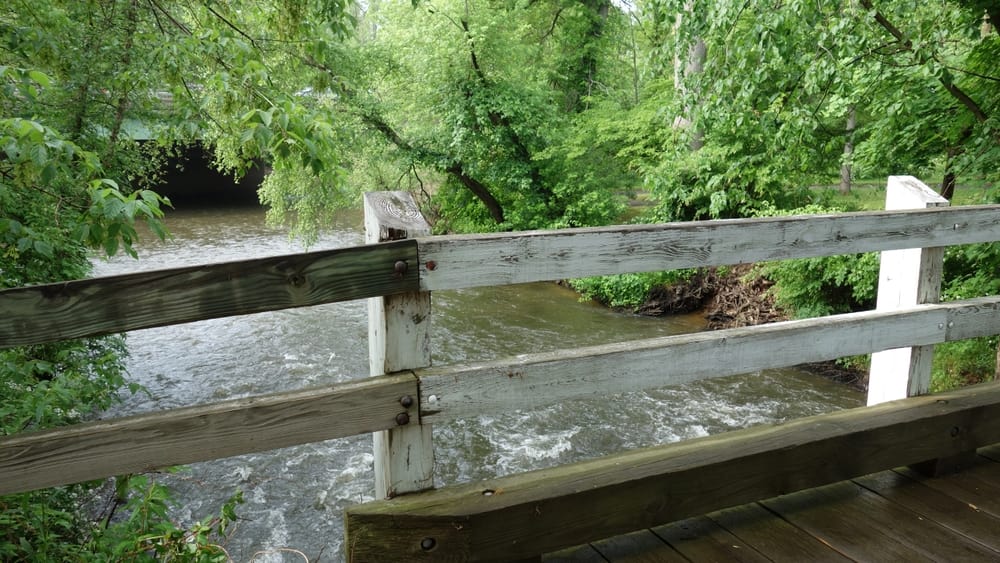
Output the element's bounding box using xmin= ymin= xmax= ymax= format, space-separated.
xmin=542 ymin=445 xmax=1000 ymax=561
xmin=591 ymin=529 xmax=687 ymax=563
xmin=897 ymin=459 xmax=1000 ymax=518
xmin=977 ymin=444 xmax=1000 ymax=461
xmin=707 ymin=502 xmax=851 ymax=562
xmin=763 ymin=480 xmax=1000 ymax=562
xmin=652 ymin=516 xmax=771 ymax=562
xmin=855 ymin=469 xmax=1000 ymax=552
xmin=544 ymin=544 xmax=608 ymax=563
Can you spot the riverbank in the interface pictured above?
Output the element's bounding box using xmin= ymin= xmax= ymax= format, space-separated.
xmin=632 ymin=265 xmax=869 ymax=392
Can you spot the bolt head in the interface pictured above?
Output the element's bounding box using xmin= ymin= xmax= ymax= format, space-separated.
xmin=394 ymin=260 xmax=408 ymax=277
xmin=400 ymin=395 xmax=414 ymax=408
xmin=395 ymin=412 xmax=410 ymax=426
xmin=426 ymin=260 xmax=437 ymax=271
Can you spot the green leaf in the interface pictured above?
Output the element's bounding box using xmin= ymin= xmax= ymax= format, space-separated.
xmin=32 ymin=240 xmax=53 ymax=257
xmin=27 ymin=69 xmax=52 ymax=87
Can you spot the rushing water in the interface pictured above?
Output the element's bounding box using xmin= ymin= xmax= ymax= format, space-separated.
xmin=91 ymin=204 xmax=863 ymax=561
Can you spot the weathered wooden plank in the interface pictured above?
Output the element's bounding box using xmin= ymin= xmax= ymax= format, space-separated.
xmin=417 ymin=297 xmax=1000 ymax=422
xmin=344 ymin=383 xmax=1000 ymax=561
xmin=943 ymin=296 xmax=1000 ymax=341
xmin=652 ymin=516 xmax=770 ymax=563
xmin=897 ymin=461 xmax=1000 ymax=519
xmin=854 ymin=469 xmax=1000 ymax=551
xmin=762 ymin=481 xmax=1000 ymax=561
xmin=365 ymin=192 xmax=435 ymax=500
xmin=542 ymin=544 xmax=608 ymax=563
xmin=591 ymin=529 xmax=689 ymax=562
xmin=0 ymin=240 xmax=419 ymax=348
xmin=0 ymin=373 xmax=417 ymax=495
xmin=707 ymin=503 xmax=852 ymax=562
xmin=761 ymin=483 xmax=937 ymax=562
xmin=416 ymin=204 xmax=1000 ymax=291
xmin=868 ymin=176 xmax=948 ymax=405
xmin=978 ymin=443 xmax=1000 ymax=461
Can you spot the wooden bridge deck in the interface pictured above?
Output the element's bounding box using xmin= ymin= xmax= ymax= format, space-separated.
xmin=546 ymin=444 xmax=1000 ymax=562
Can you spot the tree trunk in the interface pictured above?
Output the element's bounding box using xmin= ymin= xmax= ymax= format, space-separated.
xmin=673 ymin=4 xmax=705 ymax=151
xmin=446 ymin=164 xmax=506 ymax=224
xmin=106 ymin=0 xmax=140 ymax=165
xmin=839 ymin=107 xmax=856 ymax=195
xmin=686 ymin=37 xmax=706 ymax=151
xmin=941 ymin=171 xmax=957 ymax=201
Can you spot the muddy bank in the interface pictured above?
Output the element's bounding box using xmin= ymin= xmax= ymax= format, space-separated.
xmin=636 ymin=265 xmax=868 ymax=391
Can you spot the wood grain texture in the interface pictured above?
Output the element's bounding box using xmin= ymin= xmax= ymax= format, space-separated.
xmin=897 ymin=461 xmax=1000 ymax=518
xmin=707 ymin=503 xmax=852 ymax=562
xmin=417 ymin=297 xmax=999 ymax=422
xmin=854 ymin=469 xmax=1000 ymax=550
xmin=762 ymin=481 xmax=1000 ymax=562
xmin=868 ymin=175 xmax=948 ymax=405
xmin=0 ymin=373 xmax=417 ymax=495
xmin=0 ymin=240 xmax=419 ymax=348
xmin=591 ymin=529 xmax=688 ymax=562
xmin=652 ymin=516 xmax=770 ymax=563
xmin=416 ymin=204 xmax=1000 ymax=291
xmin=365 ymin=191 xmax=436 ymax=500
xmin=345 ymin=383 xmax=1000 ymax=561
xmin=543 ymin=543 xmax=612 ymax=563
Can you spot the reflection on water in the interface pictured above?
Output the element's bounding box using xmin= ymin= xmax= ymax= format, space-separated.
xmin=92 ymin=205 xmax=863 ymax=561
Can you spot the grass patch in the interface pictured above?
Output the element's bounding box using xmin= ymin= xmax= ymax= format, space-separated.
xmin=823 ymin=180 xmax=994 ymax=211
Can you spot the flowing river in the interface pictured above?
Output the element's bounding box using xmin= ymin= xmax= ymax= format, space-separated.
xmin=91 ymin=203 xmax=863 ymax=561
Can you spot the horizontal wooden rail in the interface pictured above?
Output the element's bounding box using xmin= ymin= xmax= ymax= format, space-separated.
xmin=0 ymin=373 xmax=418 ymax=494
xmin=3 ymin=206 xmax=998 ymax=348
xmin=418 ymin=205 xmax=1000 ymax=290
xmin=0 ymin=240 xmax=419 ymax=348
xmin=4 ymin=296 xmax=998 ymax=496
xmin=416 ymin=295 xmax=1000 ymax=422
xmin=346 ymin=381 xmax=1000 ymax=562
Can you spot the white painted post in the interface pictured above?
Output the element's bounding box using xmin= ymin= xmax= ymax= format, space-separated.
xmin=867 ymin=176 xmax=949 ymax=406
xmin=364 ymin=191 xmax=435 ymax=499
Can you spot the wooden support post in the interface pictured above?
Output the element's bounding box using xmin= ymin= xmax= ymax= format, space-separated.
xmin=365 ymin=192 xmax=435 ymax=499
xmin=866 ymin=176 xmax=964 ymax=477
xmin=867 ymin=176 xmax=949 ymax=406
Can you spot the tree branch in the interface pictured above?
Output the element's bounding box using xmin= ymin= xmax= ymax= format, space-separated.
xmin=446 ymin=164 xmax=506 ymax=223
xmin=859 ymin=0 xmax=988 ymax=123
xmin=300 ymin=54 xmax=508 ymax=224
xmin=204 ymin=4 xmax=260 ymax=50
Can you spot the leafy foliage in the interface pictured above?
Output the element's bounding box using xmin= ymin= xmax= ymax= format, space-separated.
xmin=0 ymin=478 xmax=243 ymax=562
xmin=0 ymin=2 xmax=265 ymax=558
xmin=645 ymin=143 xmax=814 ymax=222
xmin=572 ymin=271 xmax=689 ymax=309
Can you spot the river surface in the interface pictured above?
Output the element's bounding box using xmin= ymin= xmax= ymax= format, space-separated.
xmin=91 ymin=204 xmax=863 ymax=561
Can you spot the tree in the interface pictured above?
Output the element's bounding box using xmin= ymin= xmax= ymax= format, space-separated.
xmin=341 ymin=0 xmax=638 ymax=232
xmin=646 ymin=0 xmax=999 ymax=206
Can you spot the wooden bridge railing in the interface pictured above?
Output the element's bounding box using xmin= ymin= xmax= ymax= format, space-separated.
xmin=1 ymin=177 xmax=1000 ymax=560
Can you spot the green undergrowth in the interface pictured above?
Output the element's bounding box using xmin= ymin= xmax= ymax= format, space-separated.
xmin=570 ymin=270 xmax=692 ymax=309
xmin=1 ymin=339 xmax=244 ymax=560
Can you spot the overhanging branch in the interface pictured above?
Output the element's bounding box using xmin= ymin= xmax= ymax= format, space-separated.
xmin=859 ymin=0 xmax=988 ymax=123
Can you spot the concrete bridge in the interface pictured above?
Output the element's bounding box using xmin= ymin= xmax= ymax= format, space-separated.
xmin=152 ymin=143 xmax=265 ymax=206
